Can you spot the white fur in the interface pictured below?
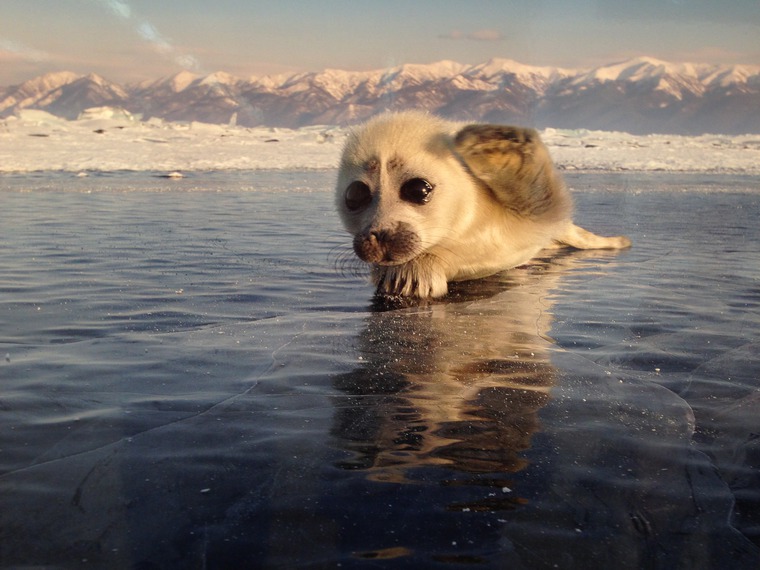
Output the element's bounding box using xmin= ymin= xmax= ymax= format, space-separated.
xmin=336 ymin=111 xmax=630 ymax=298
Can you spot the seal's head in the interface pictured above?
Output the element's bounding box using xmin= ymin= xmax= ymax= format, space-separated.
xmin=335 ymin=111 xmax=475 ymax=268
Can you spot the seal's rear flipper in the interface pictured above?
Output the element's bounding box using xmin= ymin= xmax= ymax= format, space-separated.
xmin=554 ymin=223 xmax=632 ymax=250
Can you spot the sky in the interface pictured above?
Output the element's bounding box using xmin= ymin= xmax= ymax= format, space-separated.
xmin=1 ymin=0 xmax=759 ymax=85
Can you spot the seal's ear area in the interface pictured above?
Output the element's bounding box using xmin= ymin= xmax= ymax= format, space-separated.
xmin=453 ymin=124 xmax=569 ymax=221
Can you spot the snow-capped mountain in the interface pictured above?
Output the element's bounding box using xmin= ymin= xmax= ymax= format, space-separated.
xmin=2 ymin=57 xmax=759 ymax=134
xmin=0 ymin=72 xmax=129 ymax=120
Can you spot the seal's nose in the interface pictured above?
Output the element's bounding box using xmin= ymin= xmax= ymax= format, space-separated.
xmin=354 ymin=229 xmax=388 ymax=263
xmin=369 ymin=229 xmax=392 ymax=244
xmin=353 ymin=222 xmax=420 ymax=266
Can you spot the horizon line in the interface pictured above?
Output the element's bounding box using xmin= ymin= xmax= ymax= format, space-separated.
xmin=3 ymin=54 xmax=760 ymax=87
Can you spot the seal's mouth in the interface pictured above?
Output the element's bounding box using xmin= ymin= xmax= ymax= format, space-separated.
xmin=353 ymin=223 xmax=420 ymax=265
xmin=372 ymin=256 xmax=407 ymax=267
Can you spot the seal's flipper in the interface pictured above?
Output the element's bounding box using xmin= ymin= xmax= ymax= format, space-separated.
xmin=555 ymin=223 xmax=632 ymax=250
xmin=454 ymin=124 xmax=571 ymax=224
xmin=455 ymin=124 xmax=631 ymax=251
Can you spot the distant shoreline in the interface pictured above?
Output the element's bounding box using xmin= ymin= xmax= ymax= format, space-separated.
xmin=2 ymin=108 xmax=760 ymax=175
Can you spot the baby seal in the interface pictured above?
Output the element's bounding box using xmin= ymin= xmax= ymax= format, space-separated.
xmin=335 ymin=111 xmax=631 ymax=298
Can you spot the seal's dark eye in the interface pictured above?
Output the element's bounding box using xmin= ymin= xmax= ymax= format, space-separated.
xmin=345 ymin=181 xmax=372 ymax=211
xmin=400 ymin=178 xmax=434 ymax=205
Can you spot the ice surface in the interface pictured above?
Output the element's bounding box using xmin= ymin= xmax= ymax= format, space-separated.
xmin=2 ymin=109 xmax=760 ymax=174
xmin=1 ymin=177 xmax=758 ymax=568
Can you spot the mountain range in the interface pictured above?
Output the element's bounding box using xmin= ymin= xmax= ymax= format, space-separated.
xmin=2 ymin=56 xmax=759 ymax=135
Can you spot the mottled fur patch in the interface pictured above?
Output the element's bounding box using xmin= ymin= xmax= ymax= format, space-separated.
xmin=386 ymin=156 xmax=405 ymax=172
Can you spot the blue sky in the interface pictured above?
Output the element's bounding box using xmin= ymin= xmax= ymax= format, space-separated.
xmin=1 ymin=0 xmax=759 ymax=84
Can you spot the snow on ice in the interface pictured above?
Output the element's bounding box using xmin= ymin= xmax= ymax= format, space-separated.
xmin=2 ymin=107 xmax=760 ymax=175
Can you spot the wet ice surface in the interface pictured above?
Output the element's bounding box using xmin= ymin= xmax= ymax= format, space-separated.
xmin=1 ymin=171 xmax=759 ymax=569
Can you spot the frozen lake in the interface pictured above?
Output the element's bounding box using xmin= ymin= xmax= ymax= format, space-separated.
xmin=1 ymin=170 xmax=759 ymax=568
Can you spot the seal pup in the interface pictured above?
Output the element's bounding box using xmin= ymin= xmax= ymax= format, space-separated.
xmin=335 ymin=111 xmax=631 ymax=298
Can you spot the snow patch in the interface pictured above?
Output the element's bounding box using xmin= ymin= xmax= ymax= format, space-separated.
xmin=77 ymin=106 xmax=135 ymax=122
xmin=1 ymin=113 xmax=759 ymax=174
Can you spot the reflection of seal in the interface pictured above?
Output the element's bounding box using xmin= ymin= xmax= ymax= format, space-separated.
xmin=331 ymin=255 xmax=571 ymax=487
xmin=335 ymin=111 xmax=631 ymax=298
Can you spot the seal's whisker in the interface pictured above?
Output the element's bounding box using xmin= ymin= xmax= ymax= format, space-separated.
xmin=328 ymin=244 xmax=370 ymax=279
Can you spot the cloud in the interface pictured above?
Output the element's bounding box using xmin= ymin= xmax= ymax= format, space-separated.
xmin=468 ymin=29 xmax=504 ymax=42
xmin=439 ymin=29 xmax=465 ymax=40
xmin=0 ymin=38 xmax=50 ymax=62
xmin=439 ymin=28 xmax=504 ymax=42
xmin=96 ymin=0 xmax=131 ymax=19
xmin=92 ymin=0 xmax=202 ymax=72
